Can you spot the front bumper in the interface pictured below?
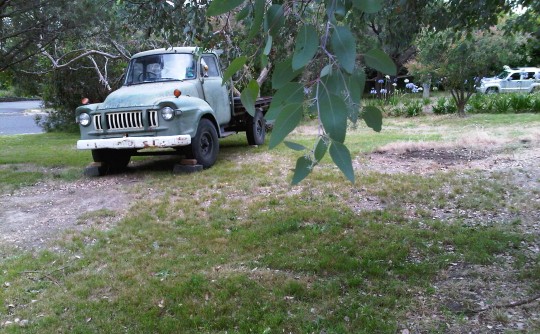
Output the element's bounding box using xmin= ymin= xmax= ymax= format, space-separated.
xmin=77 ymin=135 xmax=191 ymax=150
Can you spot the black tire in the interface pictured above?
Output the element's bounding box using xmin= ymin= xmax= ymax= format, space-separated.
xmin=486 ymin=87 xmax=498 ymax=94
xmin=187 ymin=118 xmax=219 ymax=168
xmin=92 ymin=149 xmax=132 ymax=171
xmin=246 ymin=108 xmax=266 ymax=146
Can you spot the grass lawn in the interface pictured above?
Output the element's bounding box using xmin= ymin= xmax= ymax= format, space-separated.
xmin=1 ymin=114 xmax=539 ymax=333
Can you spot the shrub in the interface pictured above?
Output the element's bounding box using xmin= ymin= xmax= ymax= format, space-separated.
xmin=405 ymin=100 xmax=423 ymax=117
xmin=432 ymin=97 xmax=457 ymax=115
xmin=469 ymin=93 xmax=540 ymax=114
xmin=509 ymin=94 xmax=532 ymax=113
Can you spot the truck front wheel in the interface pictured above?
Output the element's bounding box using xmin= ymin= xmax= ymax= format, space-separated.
xmin=91 ymin=149 xmax=132 ymax=171
xmin=246 ymin=109 xmax=266 ymax=146
xmin=188 ymin=118 xmax=219 ymax=168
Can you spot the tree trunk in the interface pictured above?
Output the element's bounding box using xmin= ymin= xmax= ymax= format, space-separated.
xmin=422 ymin=82 xmax=431 ymax=99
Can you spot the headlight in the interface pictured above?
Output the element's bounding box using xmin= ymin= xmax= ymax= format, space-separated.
xmin=78 ymin=113 xmax=91 ymax=126
xmin=161 ymin=106 xmax=175 ymax=121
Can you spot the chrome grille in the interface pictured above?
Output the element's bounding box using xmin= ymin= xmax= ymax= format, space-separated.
xmin=93 ymin=115 xmax=102 ymax=130
xmin=149 ymin=110 xmax=158 ymax=127
xmin=107 ymin=111 xmax=143 ymax=130
xmin=93 ymin=110 xmax=159 ymax=131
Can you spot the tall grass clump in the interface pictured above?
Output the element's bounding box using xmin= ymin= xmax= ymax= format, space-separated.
xmin=432 ymin=97 xmax=457 ymax=115
xmin=468 ymin=93 xmax=540 ymax=114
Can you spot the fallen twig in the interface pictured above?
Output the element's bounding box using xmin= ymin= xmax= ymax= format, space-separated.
xmin=468 ymin=293 xmax=540 ymax=314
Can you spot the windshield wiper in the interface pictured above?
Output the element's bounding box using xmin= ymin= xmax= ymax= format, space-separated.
xmin=155 ymin=78 xmax=184 ymax=82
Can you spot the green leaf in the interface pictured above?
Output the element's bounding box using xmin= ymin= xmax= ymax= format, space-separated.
xmin=207 ymin=0 xmax=244 ymax=16
xmin=362 ymin=106 xmax=383 ymax=132
xmin=284 ymin=141 xmax=306 ymax=151
xmin=321 ymin=70 xmax=346 ymax=97
xmin=364 ymin=49 xmax=397 ymax=75
xmin=263 ymin=35 xmax=272 ymax=56
xmin=314 ymin=137 xmax=328 ymax=162
xmin=352 ymin=0 xmax=383 ymax=13
xmin=269 ymin=103 xmax=303 ymax=149
xmin=222 ymin=56 xmax=247 ymax=84
xmin=265 ymin=4 xmax=285 ymax=38
xmin=260 ymin=54 xmax=268 ymax=68
xmin=240 ymin=80 xmax=260 ymax=117
xmin=265 ymin=82 xmax=305 ymax=120
xmin=292 ymin=25 xmax=319 ymax=70
xmin=272 ymin=58 xmax=303 ymax=90
xmin=318 ymin=91 xmax=348 ymax=143
xmin=347 ymin=70 xmax=366 ymax=105
xmin=248 ymin=0 xmax=265 ymax=39
xmin=331 ymin=26 xmax=356 ymax=74
xmin=235 ymin=5 xmax=250 ymax=21
xmin=329 ymin=141 xmax=355 ymax=183
xmin=320 ymin=64 xmax=333 ymax=77
xmin=291 ymin=156 xmax=312 ymax=185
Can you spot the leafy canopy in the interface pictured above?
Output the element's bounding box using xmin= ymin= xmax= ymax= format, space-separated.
xmin=208 ymin=0 xmax=396 ymax=184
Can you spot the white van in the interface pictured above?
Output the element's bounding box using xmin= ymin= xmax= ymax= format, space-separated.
xmin=477 ymin=67 xmax=540 ymax=94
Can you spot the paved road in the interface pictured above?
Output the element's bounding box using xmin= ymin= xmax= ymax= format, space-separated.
xmin=0 ymin=100 xmax=45 ymax=135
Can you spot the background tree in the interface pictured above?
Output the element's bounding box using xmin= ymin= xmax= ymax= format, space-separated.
xmin=407 ymin=27 xmax=529 ymax=116
xmin=1 ymin=0 xmax=539 ymax=181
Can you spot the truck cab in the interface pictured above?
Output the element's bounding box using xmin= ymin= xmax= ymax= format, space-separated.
xmin=76 ymin=47 xmax=270 ymax=171
xmin=477 ymin=67 xmax=540 ymax=94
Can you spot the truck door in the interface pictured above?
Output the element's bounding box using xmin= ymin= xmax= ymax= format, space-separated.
xmin=505 ymin=72 xmax=522 ymax=93
xmin=200 ymin=55 xmax=231 ymax=125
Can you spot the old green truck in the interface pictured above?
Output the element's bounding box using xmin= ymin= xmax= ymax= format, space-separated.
xmin=76 ymin=47 xmax=271 ymax=171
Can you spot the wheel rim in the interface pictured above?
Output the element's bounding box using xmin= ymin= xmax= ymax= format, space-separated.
xmin=200 ymin=133 xmax=212 ymax=156
xmin=256 ymin=119 xmax=264 ymax=137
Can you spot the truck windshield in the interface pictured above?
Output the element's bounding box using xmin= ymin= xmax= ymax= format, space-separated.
xmin=124 ymin=53 xmax=195 ymax=85
xmin=497 ymin=71 xmax=510 ymax=79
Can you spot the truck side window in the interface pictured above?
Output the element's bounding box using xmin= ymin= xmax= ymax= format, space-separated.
xmin=510 ymin=73 xmax=521 ymax=80
xmin=202 ymin=56 xmax=220 ymax=78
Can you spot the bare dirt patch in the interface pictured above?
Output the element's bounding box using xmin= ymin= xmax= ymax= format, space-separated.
xmin=1 ymin=122 xmax=539 ymax=333
xmin=0 ymin=174 xmax=140 ymax=252
xmin=357 ymin=137 xmax=540 ymax=333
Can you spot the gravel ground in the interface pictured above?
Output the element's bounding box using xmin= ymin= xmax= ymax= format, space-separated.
xmin=1 ymin=130 xmax=539 ymax=333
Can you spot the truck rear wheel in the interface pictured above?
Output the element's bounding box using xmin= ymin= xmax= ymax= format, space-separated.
xmin=92 ymin=149 xmax=132 ymax=171
xmin=188 ymin=118 xmax=219 ymax=168
xmin=246 ymin=109 xmax=266 ymax=146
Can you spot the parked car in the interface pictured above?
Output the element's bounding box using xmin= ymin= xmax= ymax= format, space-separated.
xmin=477 ymin=67 xmax=540 ymax=94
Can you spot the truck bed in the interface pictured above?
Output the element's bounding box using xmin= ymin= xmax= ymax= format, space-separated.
xmin=233 ymin=96 xmax=272 ymax=115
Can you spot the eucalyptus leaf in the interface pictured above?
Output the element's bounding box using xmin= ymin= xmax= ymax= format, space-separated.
xmin=321 ymin=70 xmax=346 ymax=97
xmin=265 ymin=4 xmax=285 ymax=38
xmin=222 ymin=56 xmax=247 ymax=84
xmin=314 ymin=137 xmax=328 ymax=162
xmin=272 ymin=58 xmax=303 ymax=90
xmin=291 ymin=156 xmax=312 ymax=185
xmin=320 ymin=64 xmax=333 ymax=77
xmin=331 ymin=26 xmax=356 ymax=74
xmin=364 ymin=48 xmax=397 ymax=75
xmin=347 ymin=70 xmax=366 ymax=105
xmin=263 ymin=35 xmax=273 ymax=56
xmin=269 ymin=103 xmax=303 ymax=149
xmin=284 ymin=141 xmax=307 ymax=151
xmin=248 ymin=0 xmax=265 ymax=39
xmin=362 ymin=106 xmax=383 ymax=132
xmin=329 ymin=141 xmax=355 ymax=183
xmin=207 ymin=0 xmax=244 ymax=16
xmin=318 ymin=90 xmax=348 ymax=143
xmin=265 ymin=82 xmax=305 ymax=120
xmin=240 ymin=80 xmax=260 ymax=117
xmin=292 ymin=25 xmax=319 ymax=70
xmin=235 ymin=5 xmax=250 ymax=21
